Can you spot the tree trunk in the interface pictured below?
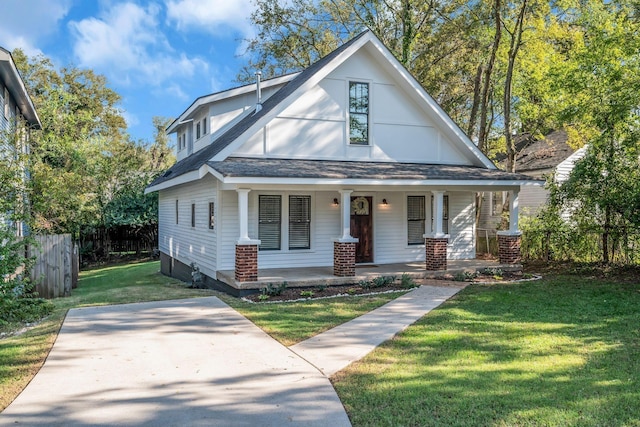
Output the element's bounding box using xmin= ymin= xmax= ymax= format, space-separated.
xmin=603 ymin=205 xmax=610 ymax=264
xmin=400 ymin=0 xmax=413 ymax=67
xmin=504 ymin=0 xmax=528 ymax=173
xmin=478 ymin=0 xmax=502 ymax=153
xmin=467 ymin=64 xmax=484 ymax=140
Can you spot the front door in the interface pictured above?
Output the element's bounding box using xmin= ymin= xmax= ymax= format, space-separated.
xmin=350 ymin=196 xmax=373 ymax=263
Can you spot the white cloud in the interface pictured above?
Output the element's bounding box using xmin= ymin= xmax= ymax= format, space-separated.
xmin=0 ymin=0 xmax=71 ymax=56
xmin=165 ymin=0 xmax=254 ymax=36
xmin=69 ymin=2 xmax=208 ymax=86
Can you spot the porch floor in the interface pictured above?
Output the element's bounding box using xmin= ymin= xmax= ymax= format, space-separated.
xmin=217 ymin=259 xmax=520 ymax=291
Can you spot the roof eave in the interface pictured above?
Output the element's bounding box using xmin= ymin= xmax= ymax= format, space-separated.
xmin=0 ymin=48 xmax=42 ymax=129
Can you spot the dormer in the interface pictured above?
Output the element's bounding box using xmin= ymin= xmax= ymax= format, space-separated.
xmin=168 ymin=73 xmax=297 ymax=162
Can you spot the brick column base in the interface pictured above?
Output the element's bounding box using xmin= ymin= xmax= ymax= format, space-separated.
xmin=235 ymin=244 xmax=258 ymax=282
xmin=334 ymin=241 xmax=356 ymax=277
xmin=498 ymin=234 xmax=522 ymax=264
xmin=425 ymin=237 xmax=448 ymax=271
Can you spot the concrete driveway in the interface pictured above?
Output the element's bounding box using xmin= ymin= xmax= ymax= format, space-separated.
xmin=0 ymin=297 xmax=351 ymax=426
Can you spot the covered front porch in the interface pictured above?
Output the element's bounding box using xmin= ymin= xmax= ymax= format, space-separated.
xmin=218 ymin=259 xmax=520 ymax=291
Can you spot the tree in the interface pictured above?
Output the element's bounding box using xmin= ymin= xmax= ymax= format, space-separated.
xmin=12 ymin=49 xmax=129 ymax=237
xmin=550 ymin=0 xmax=640 ymax=263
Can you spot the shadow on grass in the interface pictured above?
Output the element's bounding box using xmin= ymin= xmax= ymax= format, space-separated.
xmin=333 ymin=276 xmax=640 ymax=426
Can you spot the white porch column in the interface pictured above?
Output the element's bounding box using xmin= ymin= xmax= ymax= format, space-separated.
xmin=508 ymin=189 xmax=520 ymax=233
xmin=339 ymin=189 xmax=357 ymax=241
xmin=429 ymin=190 xmax=447 ymax=238
xmin=497 ymin=189 xmax=522 ymax=265
xmin=236 ymin=189 xmax=259 ymax=244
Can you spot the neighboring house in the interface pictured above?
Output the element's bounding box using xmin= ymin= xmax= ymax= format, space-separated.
xmin=0 ymin=47 xmax=41 ymax=237
xmin=478 ymin=130 xmax=583 ymax=231
xmin=146 ymin=31 xmax=541 ymax=292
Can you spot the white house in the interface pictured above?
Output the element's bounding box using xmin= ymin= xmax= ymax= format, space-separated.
xmin=1 ymin=47 xmax=41 ymax=237
xmin=146 ymin=31 xmax=542 ymax=292
xmin=478 ymin=130 xmax=587 ymax=233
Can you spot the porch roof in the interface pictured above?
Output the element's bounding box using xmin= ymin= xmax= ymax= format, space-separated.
xmin=206 ymin=157 xmax=543 ymax=186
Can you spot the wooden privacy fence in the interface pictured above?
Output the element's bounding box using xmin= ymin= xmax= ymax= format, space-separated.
xmin=29 ymin=234 xmax=79 ymax=299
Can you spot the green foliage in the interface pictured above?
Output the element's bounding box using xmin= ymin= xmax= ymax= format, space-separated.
xmin=400 ymin=273 xmax=417 ymax=289
xmin=261 ymin=282 xmax=288 ymax=297
xmin=300 ymin=290 xmax=314 ymax=298
xmin=453 ymin=271 xmax=476 ymax=282
xmin=11 ymin=50 xmax=174 ymax=237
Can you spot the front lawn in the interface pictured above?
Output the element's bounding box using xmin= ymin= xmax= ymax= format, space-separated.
xmin=332 ymin=275 xmax=640 ymax=426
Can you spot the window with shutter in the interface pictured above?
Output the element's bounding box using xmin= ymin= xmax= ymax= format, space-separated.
xmin=407 ymin=196 xmax=425 ymax=245
xmin=259 ymin=195 xmax=281 ymax=250
xmin=289 ymin=196 xmax=311 ymax=249
xmin=208 ymin=202 xmax=215 ymax=229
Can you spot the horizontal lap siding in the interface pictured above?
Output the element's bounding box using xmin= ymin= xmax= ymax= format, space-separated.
xmin=374 ymin=192 xmax=425 ymax=264
xmin=158 ymin=176 xmax=218 ymax=278
xmin=448 ymin=192 xmax=475 ymax=259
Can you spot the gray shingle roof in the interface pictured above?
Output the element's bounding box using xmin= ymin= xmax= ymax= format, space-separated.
xmin=208 ymin=157 xmax=541 ymax=183
xmin=147 ymin=30 xmax=370 ymax=189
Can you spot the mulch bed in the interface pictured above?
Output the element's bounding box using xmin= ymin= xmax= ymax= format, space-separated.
xmin=242 ymin=269 xmax=532 ymax=303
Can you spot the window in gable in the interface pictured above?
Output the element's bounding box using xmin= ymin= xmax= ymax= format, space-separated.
xmin=196 ymin=122 xmax=201 ymax=139
xmin=407 ymin=196 xmax=425 ymax=245
xmin=349 ymin=82 xmax=369 ymax=145
xmin=259 ymin=195 xmax=281 ymax=250
xmin=289 ymin=195 xmax=311 ymax=250
xmin=202 ymin=117 xmax=207 ymax=134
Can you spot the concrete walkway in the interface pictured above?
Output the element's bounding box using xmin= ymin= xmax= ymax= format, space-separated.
xmin=1 ymin=284 xmax=463 ymax=426
xmin=290 ymin=285 xmax=463 ymax=376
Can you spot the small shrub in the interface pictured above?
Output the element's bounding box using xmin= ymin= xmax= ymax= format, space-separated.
xmin=300 ymin=290 xmax=314 ymax=298
xmin=482 ymin=268 xmax=503 ymax=277
xmin=347 ymin=287 xmax=357 ymax=295
xmin=317 ymin=284 xmax=327 ymax=292
xmin=454 ymin=271 xmax=476 ymax=282
xmin=523 ymin=273 xmax=534 ymax=279
xmin=370 ymin=276 xmax=396 ymax=288
xmin=257 ymin=294 xmax=270 ymax=301
xmin=261 ymin=281 xmax=288 ymax=296
xmin=358 ymin=279 xmax=372 ymax=289
xmin=400 ymin=273 xmax=417 ymax=289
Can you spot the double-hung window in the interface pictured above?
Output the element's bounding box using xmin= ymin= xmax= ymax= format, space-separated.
xmin=407 ymin=196 xmax=425 ymax=245
xmin=349 ymin=82 xmax=369 ymax=144
xmin=259 ymin=195 xmax=281 ymax=250
xmin=430 ymin=195 xmax=449 ymax=234
xmin=289 ymin=196 xmax=311 ymax=250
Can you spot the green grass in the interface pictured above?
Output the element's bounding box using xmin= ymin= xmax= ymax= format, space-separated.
xmin=332 ymin=275 xmax=640 ymax=426
xmin=228 ymin=293 xmax=408 ymax=346
xmin=0 ymin=260 xmax=402 ymax=410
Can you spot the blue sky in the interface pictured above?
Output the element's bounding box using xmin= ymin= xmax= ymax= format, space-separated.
xmin=0 ymin=0 xmax=256 ymax=144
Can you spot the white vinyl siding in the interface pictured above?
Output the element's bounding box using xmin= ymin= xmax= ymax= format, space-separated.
xmin=158 ymin=175 xmax=218 ymax=276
